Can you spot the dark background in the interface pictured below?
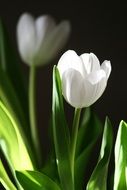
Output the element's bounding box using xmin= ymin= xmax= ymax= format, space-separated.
xmin=0 ymin=0 xmax=127 ymax=127
xmin=0 ymin=0 xmax=127 ymax=189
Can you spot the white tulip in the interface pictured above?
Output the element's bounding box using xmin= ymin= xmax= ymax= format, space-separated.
xmin=17 ymin=13 xmax=71 ymax=66
xmin=57 ymin=50 xmax=111 ymax=108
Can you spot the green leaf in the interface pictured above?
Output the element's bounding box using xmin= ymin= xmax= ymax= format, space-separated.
xmin=0 ymin=67 xmax=28 ymax=134
xmin=52 ymin=66 xmax=73 ymax=190
xmin=16 ymin=170 xmax=61 ymax=190
xmin=41 ymin=117 xmax=59 ymax=182
xmin=86 ymin=117 xmax=113 ymax=190
xmin=0 ymin=101 xmax=34 ymax=176
xmin=76 ymin=107 xmax=102 ymax=156
xmin=75 ymin=108 xmax=102 ymax=189
xmin=113 ymin=120 xmax=127 ymax=190
xmin=42 ymin=151 xmax=59 ymax=183
xmin=0 ymin=19 xmax=29 ymax=135
xmin=0 ymin=19 xmax=28 ymax=120
xmin=76 ymin=107 xmax=91 ymax=156
xmin=0 ymin=159 xmax=17 ymax=190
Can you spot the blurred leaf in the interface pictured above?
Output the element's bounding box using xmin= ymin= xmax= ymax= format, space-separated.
xmin=41 ymin=118 xmax=59 ymax=183
xmin=76 ymin=107 xmax=102 ymax=156
xmin=0 ymin=67 xmax=28 ymax=134
xmin=75 ymin=108 xmax=102 ymax=189
xmin=42 ymin=151 xmax=59 ymax=183
xmin=0 ymin=19 xmax=29 ymax=134
xmin=86 ymin=117 xmax=113 ymax=190
xmin=0 ymin=159 xmax=17 ymax=190
xmin=52 ymin=66 xmax=74 ymax=190
xmin=0 ymin=101 xmax=34 ymax=178
xmin=76 ymin=108 xmax=90 ymax=156
xmin=113 ymin=120 xmax=127 ymax=190
xmin=16 ymin=170 xmax=61 ymax=190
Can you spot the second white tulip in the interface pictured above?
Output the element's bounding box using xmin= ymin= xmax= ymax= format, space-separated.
xmin=17 ymin=13 xmax=71 ymax=66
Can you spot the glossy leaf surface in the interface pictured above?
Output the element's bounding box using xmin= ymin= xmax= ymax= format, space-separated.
xmin=52 ymin=66 xmax=73 ymax=190
xmin=114 ymin=121 xmax=127 ymax=190
xmin=0 ymin=159 xmax=17 ymax=190
xmin=16 ymin=170 xmax=61 ymax=190
xmin=0 ymin=101 xmax=33 ymax=174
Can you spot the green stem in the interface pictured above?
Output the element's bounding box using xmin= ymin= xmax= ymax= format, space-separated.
xmin=29 ymin=65 xmax=41 ymax=167
xmin=71 ymin=108 xmax=82 ymax=187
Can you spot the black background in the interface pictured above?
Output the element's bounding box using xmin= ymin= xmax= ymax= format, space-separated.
xmin=0 ymin=0 xmax=127 ymax=189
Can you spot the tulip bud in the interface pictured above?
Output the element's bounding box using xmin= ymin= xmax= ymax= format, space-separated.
xmin=57 ymin=50 xmax=111 ymax=108
xmin=17 ymin=13 xmax=71 ymax=66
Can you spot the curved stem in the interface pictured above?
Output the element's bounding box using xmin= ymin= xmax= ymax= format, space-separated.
xmin=71 ymin=108 xmax=82 ymax=187
xmin=29 ymin=65 xmax=41 ymax=167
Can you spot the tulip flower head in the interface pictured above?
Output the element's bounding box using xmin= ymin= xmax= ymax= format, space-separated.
xmin=17 ymin=13 xmax=71 ymax=66
xmin=57 ymin=50 xmax=111 ymax=108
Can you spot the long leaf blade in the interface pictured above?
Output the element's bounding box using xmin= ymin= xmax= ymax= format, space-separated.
xmin=0 ymin=19 xmax=28 ymax=123
xmin=75 ymin=108 xmax=102 ymax=189
xmin=0 ymin=159 xmax=17 ymax=190
xmin=0 ymin=101 xmax=34 ymax=174
xmin=52 ymin=66 xmax=73 ymax=190
xmin=16 ymin=170 xmax=61 ymax=190
xmin=0 ymin=67 xmax=28 ymax=135
xmin=86 ymin=117 xmax=113 ymax=190
xmin=113 ymin=120 xmax=127 ymax=190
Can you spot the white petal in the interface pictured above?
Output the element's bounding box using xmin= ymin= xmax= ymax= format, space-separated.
xmin=84 ymin=70 xmax=107 ymax=106
xmin=87 ymin=69 xmax=106 ymax=84
xmin=62 ymin=69 xmax=86 ymax=108
xmin=17 ymin=13 xmax=36 ymax=64
xmin=44 ymin=21 xmax=70 ymax=57
xmin=101 ymin=60 xmax=111 ymax=79
xmin=80 ymin=53 xmax=100 ymax=74
xmin=35 ymin=21 xmax=71 ymax=66
xmin=35 ymin=15 xmax=56 ymax=54
xmin=57 ymin=50 xmax=85 ymax=78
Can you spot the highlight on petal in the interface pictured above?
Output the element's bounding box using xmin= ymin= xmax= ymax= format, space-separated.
xmin=80 ymin=53 xmax=100 ymax=74
xmin=87 ymin=69 xmax=106 ymax=85
xmin=101 ymin=60 xmax=111 ymax=79
xmin=62 ymin=69 xmax=86 ymax=108
xmin=17 ymin=13 xmax=36 ymax=64
xmin=58 ymin=50 xmax=85 ymax=78
xmin=85 ymin=70 xmax=107 ymax=106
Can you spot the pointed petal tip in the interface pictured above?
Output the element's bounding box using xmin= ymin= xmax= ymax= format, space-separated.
xmin=36 ymin=14 xmax=56 ymax=26
xmin=101 ymin=60 xmax=111 ymax=79
xmin=106 ymin=60 xmax=111 ymax=68
xmin=57 ymin=50 xmax=80 ymax=77
xmin=90 ymin=52 xmax=100 ymax=62
xmin=58 ymin=20 xmax=71 ymax=34
xmin=17 ymin=12 xmax=34 ymax=22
